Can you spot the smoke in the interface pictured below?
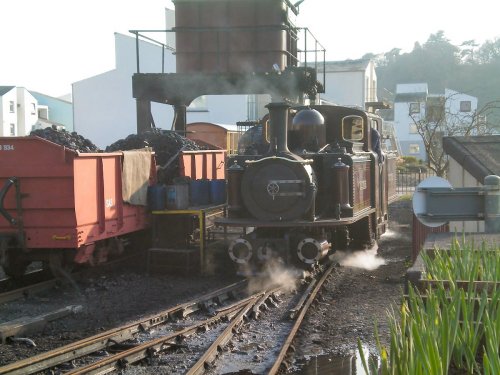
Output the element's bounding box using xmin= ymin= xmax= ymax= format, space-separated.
xmin=246 ymin=258 xmax=299 ymax=294
xmin=380 ymin=229 xmax=404 ymax=240
xmin=330 ymin=248 xmax=386 ymax=271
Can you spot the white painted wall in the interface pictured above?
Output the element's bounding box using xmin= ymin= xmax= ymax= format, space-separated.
xmin=186 ymin=95 xmax=248 ymax=124
xmin=0 ymin=88 xmax=17 ymax=136
xmin=73 ymin=33 xmax=176 ymax=148
xmin=321 ymin=61 xmax=377 ymax=108
xmin=447 ymin=157 xmax=485 ymax=233
xmin=396 ymin=83 xmax=428 ymax=94
xmin=16 ymin=88 xmax=38 ymax=136
xmin=393 ymin=99 xmax=426 ymax=160
xmin=444 ymin=89 xmax=478 ymax=127
xmin=322 ymin=71 xmax=364 ymax=107
xmin=73 ymin=30 xmax=261 ymax=148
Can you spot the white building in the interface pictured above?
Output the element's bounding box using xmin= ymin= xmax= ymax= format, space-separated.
xmin=0 ymin=86 xmax=39 ymax=136
xmin=393 ymin=83 xmax=478 ymax=160
xmin=319 ymin=59 xmax=377 ymax=108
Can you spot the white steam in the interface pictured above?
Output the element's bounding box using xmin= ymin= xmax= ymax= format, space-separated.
xmin=246 ymin=259 xmax=298 ymax=294
xmin=331 ymin=248 xmax=386 ymax=271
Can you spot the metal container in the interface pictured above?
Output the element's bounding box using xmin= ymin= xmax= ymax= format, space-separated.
xmin=209 ymin=179 xmax=226 ymax=205
xmin=190 ymin=180 xmax=210 ymax=206
xmin=148 ymin=185 xmax=167 ymax=211
xmin=173 ymin=0 xmax=295 ymax=74
xmin=0 ymin=137 xmax=153 ymax=250
xmin=166 ymin=184 xmax=190 ymax=210
xmin=331 ymin=158 xmax=352 ymax=218
xmin=179 ymin=150 xmax=226 ymax=180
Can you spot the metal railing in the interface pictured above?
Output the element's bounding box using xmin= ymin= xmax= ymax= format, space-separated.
xmin=129 ymin=26 xmax=326 ymax=90
xmin=397 ymin=170 xmax=436 ymax=194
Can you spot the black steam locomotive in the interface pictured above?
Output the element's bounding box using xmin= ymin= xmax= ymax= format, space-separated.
xmin=217 ymin=102 xmax=398 ymax=268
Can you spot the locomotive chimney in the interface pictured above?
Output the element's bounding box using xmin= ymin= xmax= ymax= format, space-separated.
xmin=266 ymin=102 xmax=290 ymax=155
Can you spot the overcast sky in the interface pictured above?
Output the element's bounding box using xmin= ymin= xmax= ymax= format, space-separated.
xmin=1 ymin=0 xmax=499 ymax=97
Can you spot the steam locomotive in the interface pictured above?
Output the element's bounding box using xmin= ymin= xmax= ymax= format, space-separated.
xmin=217 ymin=102 xmax=398 ymax=268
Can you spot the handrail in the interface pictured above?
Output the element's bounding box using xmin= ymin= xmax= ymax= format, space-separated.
xmin=0 ymin=178 xmax=17 ymax=226
xmin=128 ymin=26 xmax=326 ymax=91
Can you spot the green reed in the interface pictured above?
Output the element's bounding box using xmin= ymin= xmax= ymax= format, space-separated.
xmin=359 ymin=239 xmax=500 ymax=375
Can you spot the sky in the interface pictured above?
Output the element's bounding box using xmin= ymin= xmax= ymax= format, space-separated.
xmin=1 ymin=0 xmax=499 ymax=97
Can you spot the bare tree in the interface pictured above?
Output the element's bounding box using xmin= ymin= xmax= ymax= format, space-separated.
xmin=409 ymin=92 xmax=500 ymax=177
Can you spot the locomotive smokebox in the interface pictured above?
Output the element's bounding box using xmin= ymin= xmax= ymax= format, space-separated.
xmin=266 ymin=102 xmax=290 ymax=155
xmin=332 ymin=158 xmax=352 ymax=219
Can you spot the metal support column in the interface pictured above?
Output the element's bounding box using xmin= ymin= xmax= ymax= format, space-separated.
xmin=484 ymin=175 xmax=500 ymax=233
xmin=136 ymin=100 xmax=152 ymax=134
xmin=173 ymin=105 xmax=187 ymax=134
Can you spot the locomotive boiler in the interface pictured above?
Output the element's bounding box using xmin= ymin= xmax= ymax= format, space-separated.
xmin=218 ymin=102 xmax=398 ymax=268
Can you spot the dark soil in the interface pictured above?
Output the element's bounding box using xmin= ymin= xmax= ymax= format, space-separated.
xmin=292 ymin=199 xmax=413 ymax=368
xmin=0 ymin=199 xmax=413 ymax=373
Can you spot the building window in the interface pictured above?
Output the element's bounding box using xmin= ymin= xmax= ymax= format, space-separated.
xmin=409 ymin=144 xmax=420 ymax=154
xmin=9 ymin=101 xmax=15 ymax=113
xmin=409 ymin=102 xmax=420 ymax=114
xmin=409 ymin=124 xmax=418 ymax=134
xmin=460 ymin=101 xmax=471 ymax=112
xmin=10 ymin=123 xmax=15 ymax=136
xmin=31 ymin=103 xmax=36 ymax=115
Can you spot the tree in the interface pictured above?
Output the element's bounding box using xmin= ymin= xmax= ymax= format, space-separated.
xmin=408 ymin=92 xmax=500 ymax=177
xmin=459 ymin=40 xmax=479 ymax=64
xmin=476 ymin=38 xmax=500 ymax=64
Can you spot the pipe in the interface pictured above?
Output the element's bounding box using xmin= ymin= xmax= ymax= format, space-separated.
xmin=265 ymin=102 xmax=290 ymax=155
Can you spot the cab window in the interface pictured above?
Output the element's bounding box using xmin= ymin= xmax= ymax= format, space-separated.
xmin=342 ymin=116 xmax=364 ymax=142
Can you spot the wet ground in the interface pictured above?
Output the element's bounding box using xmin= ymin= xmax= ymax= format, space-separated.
xmin=291 ymin=199 xmax=412 ymax=374
xmin=0 ymin=199 xmax=413 ymax=373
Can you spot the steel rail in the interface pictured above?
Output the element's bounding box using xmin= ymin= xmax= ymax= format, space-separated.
xmin=66 ymin=294 xmax=262 ymax=375
xmin=0 ymin=278 xmax=59 ymax=305
xmin=267 ymin=263 xmax=335 ymax=375
xmin=187 ymin=289 xmax=280 ymax=375
xmin=0 ymin=280 xmax=247 ymax=375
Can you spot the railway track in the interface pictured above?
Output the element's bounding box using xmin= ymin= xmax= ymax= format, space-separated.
xmin=1 ymin=263 xmax=335 ymax=375
xmin=0 ymin=280 xmax=248 ymax=375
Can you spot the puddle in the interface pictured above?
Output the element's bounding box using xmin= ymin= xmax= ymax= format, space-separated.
xmin=292 ymin=346 xmax=379 ymax=375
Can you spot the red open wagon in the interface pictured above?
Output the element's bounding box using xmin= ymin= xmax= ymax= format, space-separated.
xmin=0 ymin=136 xmax=155 ymax=276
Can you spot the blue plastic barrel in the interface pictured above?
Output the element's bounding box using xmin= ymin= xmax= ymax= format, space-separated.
xmin=210 ymin=179 xmax=226 ymax=204
xmin=190 ymin=180 xmax=210 ymax=206
xmin=148 ymin=185 xmax=166 ymax=210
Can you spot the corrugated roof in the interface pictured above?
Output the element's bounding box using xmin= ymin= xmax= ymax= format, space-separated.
xmin=394 ymin=92 xmax=427 ymax=103
xmin=443 ymin=135 xmax=500 ymax=182
xmin=0 ymin=86 xmax=15 ymax=96
xmin=318 ymin=59 xmax=371 ymax=73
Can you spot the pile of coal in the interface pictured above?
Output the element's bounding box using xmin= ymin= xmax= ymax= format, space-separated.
xmin=106 ymin=131 xmax=204 ymax=183
xmin=30 ymin=127 xmax=100 ymax=153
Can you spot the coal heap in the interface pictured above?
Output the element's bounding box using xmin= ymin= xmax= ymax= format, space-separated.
xmin=30 ymin=127 xmax=100 ymax=153
xmin=106 ymin=131 xmax=204 ymax=183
